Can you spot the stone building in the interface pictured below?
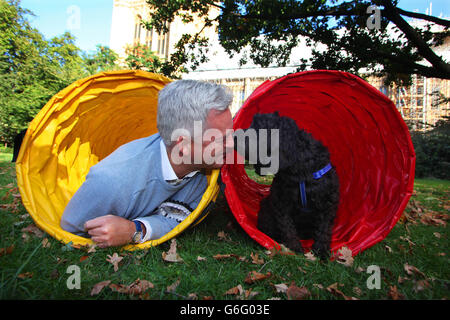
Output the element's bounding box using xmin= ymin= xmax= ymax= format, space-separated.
xmin=109 ymin=0 xmax=449 ymax=128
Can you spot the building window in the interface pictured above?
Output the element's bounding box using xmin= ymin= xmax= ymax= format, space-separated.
xmin=417 ymin=86 xmax=423 ymax=95
xmin=157 ymin=22 xmax=170 ymax=58
xmin=134 ymin=22 xmax=142 ymax=45
xmin=146 ymin=28 xmax=153 ymax=49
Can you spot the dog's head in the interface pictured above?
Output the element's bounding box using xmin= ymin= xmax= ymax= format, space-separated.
xmin=234 ymin=111 xmax=302 ymax=175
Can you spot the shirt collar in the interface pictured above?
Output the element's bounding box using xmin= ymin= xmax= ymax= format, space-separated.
xmin=160 ymin=139 xmax=198 ymax=182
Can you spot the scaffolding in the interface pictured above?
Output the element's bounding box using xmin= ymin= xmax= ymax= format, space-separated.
xmin=367 ymin=75 xmax=449 ymax=130
xmin=206 ymin=74 xmax=449 ymax=131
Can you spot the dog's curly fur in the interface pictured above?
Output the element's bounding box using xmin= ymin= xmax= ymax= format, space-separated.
xmin=235 ymin=112 xmax=340 ymax=259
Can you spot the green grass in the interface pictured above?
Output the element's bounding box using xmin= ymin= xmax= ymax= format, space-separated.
xmin=0 ymin=152 xmax=449 ymax=300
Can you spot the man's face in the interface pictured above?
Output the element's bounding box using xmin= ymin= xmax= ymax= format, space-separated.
xmin=194 ymin=108 xmax=234 ymax=169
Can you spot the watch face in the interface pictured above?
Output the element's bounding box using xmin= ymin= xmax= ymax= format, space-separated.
xmin=132 ymin=232 xmax=142 ymax=243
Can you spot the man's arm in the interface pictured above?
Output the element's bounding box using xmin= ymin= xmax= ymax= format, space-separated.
xmin=60 ymin=170 xmax=136 ymax=247
xmin=83 ymin=214 xmax=139 ymax=248
xmin=134 ymin=174 xmax=208 ymax=242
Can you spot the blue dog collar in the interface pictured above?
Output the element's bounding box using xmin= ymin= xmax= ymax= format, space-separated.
xmin=312 ymin=163 xmax=332 ymax=180
xmin=299 ymin=163 xmax=332 ymax=208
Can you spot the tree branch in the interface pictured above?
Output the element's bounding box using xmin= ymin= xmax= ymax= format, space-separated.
xmin=371 ymin=48 xmax=450 ymax=79
xmin=381 ymin=0 xmax=450 ymax=77
xmin=396 ymin=7 xmax=450 ymax=27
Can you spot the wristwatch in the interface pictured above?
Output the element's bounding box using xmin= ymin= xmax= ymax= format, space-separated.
xmin=131 ymin=220 xmax=143 ymax=244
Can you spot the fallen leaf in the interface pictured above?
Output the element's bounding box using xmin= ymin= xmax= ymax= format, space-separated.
xmin=355 ymin=267 xmax=365 ymax=273
xmin=187 ymin=293 xmax=198 ymax=300
xmin=80 ymin=255 xmax=89 ymax=262
xmin=273 ymin=283 xmax=288 ymax=294
xmin=196 ymin=256 xmax=207 ymax=261
xmin=420 ymin=212 xmax=447 ymax=226
xmin=21 ymin=224 xmax=44 ymax=238
xmin=297 ymin=266 xmax=307 ymax=274
xmin=250 ymin=252 xmax=264 ymax=265
xmin=87 ymin=244 xmax=97 ymax=253
xmin=401 ymin=199 xmax=422 ymax=224
xmin=167 ymin=279 xmax=180 ymax=293
xmin=162 ymin=239 xmax=183 ymax=263
xmin=245 ymin=288 xmax=259 ymax=299
xmin=304 ymin=251 xmax=317 ymax=261
xmin=17 ymin=272 xmax=33 ymax=279
xmin=42 ymin=238 xmax=51 ymax=248
xmin=109 ymin=279 xmax=154 ymax=296
xmin=336 ymin=246 xmax=354 ymax=267
xmin=413 ymin=279 xmax=431 ymax=293
xmin=217 ymin=231 xmax=232 ymax=242
xmin=106 ymin=253 xmax=124 ymax=272
xmin=387 ymin=285 xmax=404 ymax=300
xmin=224 ymin=284 xmax=258 ymax=300
xmin=91 ymin=280 xmax=111 ymax=296
xmin=213 ymin=253 xmax=246 ymax=261
xmin=0 ymin=244 xmax=14 ymax=257
xmin=399 ymin=236 xmax=415 ymax=247
xmin=56 ymin=257 xmax=68 ymax=265
xmin=287 ymin=282 xmax=311 ymax=300
xmin=326 ymin=282 xmax=358 ymax=300
xmin=404 ymin=263 xmax=425 ymax=278
xmin=433 ymin=232 xmax=441 ymax=238
xmin=225 ymin=284 xmax=243 ymax=296
xmin=313 ymin=283 xmax=324 ymax=290
xmin=21 ymin=232 xmax=30 ymax=242
xmin=353 ymin=286 xmax=363 ymax=296
xmin=265 ymin=244 xmax=295 ymax=258
xmin=244 ymin=271 xmax=272 ymax=284
xmin=398 ymin=275 xmax=409 ymax=284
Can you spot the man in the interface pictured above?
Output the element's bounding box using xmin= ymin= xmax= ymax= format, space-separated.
xmin=60 ymin=80 xmax=234 ymax=248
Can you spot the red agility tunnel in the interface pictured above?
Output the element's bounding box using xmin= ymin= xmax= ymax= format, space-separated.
xmin=220 ymin=70 xmax=416 ymax=256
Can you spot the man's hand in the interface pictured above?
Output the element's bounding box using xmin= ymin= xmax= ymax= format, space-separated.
xmin=84 ymin=215 xmax=135 ymax=248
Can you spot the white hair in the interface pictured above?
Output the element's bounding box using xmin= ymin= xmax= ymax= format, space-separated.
xmin=157 ymin=80 xmax=233 ymax=146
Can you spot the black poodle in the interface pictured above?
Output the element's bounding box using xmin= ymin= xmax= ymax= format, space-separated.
xmin=234 ymin=112 xmax=340 ymax=259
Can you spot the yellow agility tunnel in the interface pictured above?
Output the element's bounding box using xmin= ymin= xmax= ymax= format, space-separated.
xmin=15 ymin=70 xmax=220 ymax=250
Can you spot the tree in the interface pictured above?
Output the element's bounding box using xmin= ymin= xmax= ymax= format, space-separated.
xmin=124 ymin=43 xmax=163 ymax=73
xmin=0 ymin=0 xmax=122 ymax=145
xmin=0 ymin=0 xmax=55 ymax=144
xmin=144 ymin=0 xmax=449 ymax=84
xmin=83 ymin=45 xmax=120 ymax=75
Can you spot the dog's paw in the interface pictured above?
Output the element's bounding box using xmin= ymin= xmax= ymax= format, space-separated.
xmin=285 ymin=240 xmax=304 ymax=254
xmin=312 ymin=244 xmax=331 ymax=261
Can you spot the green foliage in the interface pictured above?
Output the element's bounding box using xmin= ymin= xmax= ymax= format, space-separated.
xmin=145 ymin=0 xmax=450 ymax=84
xmin=124 ymin=43 xmax=162 ymax=73
xmin=0 ymin=0 xmax=120 ymax=145
xmin=410 ymin=116 xmax=450 ymax=180
xmin=83 ymin=45 xmax=120 ymax=75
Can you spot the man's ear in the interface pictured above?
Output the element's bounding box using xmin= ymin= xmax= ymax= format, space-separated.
xmin=169 ymin=135 xmax=192 ymax=165
xmin=179 ymin=135 xmax=193 ymax=157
